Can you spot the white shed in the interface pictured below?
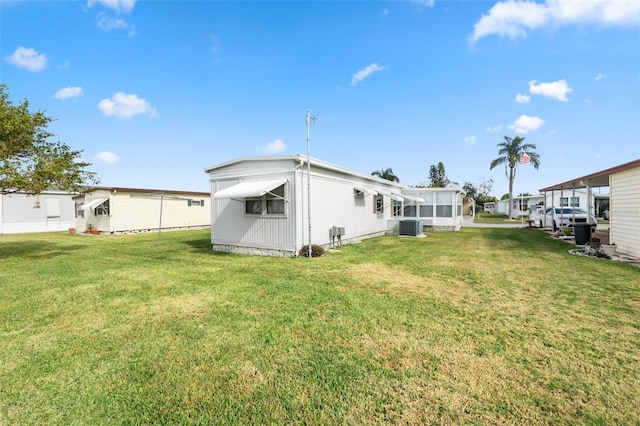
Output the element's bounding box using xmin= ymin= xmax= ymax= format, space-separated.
xmin=0 ymin=190 xmax=75 ymax=234
xmin=205 ymin=155 xmax=463 ymax=257
xmin=74 ymin=187 xmax=210 ymax=234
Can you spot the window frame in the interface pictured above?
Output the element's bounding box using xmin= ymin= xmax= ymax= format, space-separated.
xmin=373 ymin=194 xmax=384 ymax=213
xmin=244 ymin=184 xmax=287 ymax=217
xmin=95 ymin=200 xmax=109 ymax=216
xmin=392 ymin=200 xmax=402 ymax=217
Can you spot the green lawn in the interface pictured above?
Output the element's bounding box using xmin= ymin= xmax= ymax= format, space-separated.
xmin=1 ymin=229 xmax=638 ymax=424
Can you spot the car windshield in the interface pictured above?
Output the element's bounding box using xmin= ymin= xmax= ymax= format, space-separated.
xmin=554 ymin=208 xmax=587 ymax=214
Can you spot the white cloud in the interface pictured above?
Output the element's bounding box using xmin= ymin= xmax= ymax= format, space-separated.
xmin=515 ymin=93 xmax=531 ymax=104
xmin=469 ymin=0 xmax=640 ymax=43
xmin=509 ymin=114 xmax=544 ymax=134
xmin=97 ymin=13 xmax=126 ymax=30
xmin=487 ymin=125 xmax=503 ymax=132
xmin=54 ymin=86 xmax=83 ymax=100
xmin=351 ymin=63 xmax=386 ymax=86
xmin=595 ymin=72 xmax=607 ymax=81
xmin=410 ymin=0 xmax=435 ymax=8
xmin=529 ymin=79 xmax=573 ymax=101
xmin=86 ymin=0 xmax=137 ymax=14
xmin=97 ymin=92 xmax=158 ymax=119
xmin=96 ymin=12 xmax=136 ymax=35
xmin=94 ymin=151 xmax=121 ymax=165
xmin=464 ymin=136 xmax=477 ymax=145
xmin=5 ymin=47 xmax=47 ymax=72
xmin=261 ymin=139 xmax=286 ymax=154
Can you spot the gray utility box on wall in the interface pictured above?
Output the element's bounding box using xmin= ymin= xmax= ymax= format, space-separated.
xmin=399 ymin=220 xmax=423 ymax=236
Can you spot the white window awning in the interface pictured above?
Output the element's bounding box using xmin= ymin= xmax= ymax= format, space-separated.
xmin=213 ymin=179 xmax=287 ymax=200
xmin=377 ymin=191 xmax=404 ymax=202
xmin=402 ymin=195 xmax=425 ymax=203
xmin=80 ymin=197 xmax=108 ymax=211
xmin=353 ymin=186 xmax=377 ymax=196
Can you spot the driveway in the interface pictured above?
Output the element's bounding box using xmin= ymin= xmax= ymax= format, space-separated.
xmin=462 ymin=215 xmax=524 ymax=228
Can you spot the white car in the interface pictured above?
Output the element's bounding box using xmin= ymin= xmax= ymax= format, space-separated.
xmin=541 ymin=207 xmax=597 ymax=232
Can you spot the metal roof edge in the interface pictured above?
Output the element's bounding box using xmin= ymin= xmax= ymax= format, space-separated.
xmin=539 ymin=158 xmax=640 ymax=192
xmin=81 ymin=186 xmax=210 ymax=196
xmin=204 ymin=155 xmax=406 ymax=189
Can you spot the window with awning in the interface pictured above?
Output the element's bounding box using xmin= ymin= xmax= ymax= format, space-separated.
xmin=377 ymin=191 xmax=404 ymax=202
xmin=213 ymin=179 xmax=287 ymax=200
xmin=80 ymin=198 xmax=108 ymax=211
xmin=353 ymin=186 xmax=377 ymax=197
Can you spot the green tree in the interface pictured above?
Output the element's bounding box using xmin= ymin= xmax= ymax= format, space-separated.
xmin=463 ymin=177 xmax=494 ymax=207
xmin=0 ymin=84 xmax=98 ymax=195
xmin=489 ymin=136 xmax=540 ymax=218
xmin=428 ymin=162 xmax=450 ymax=187
xmin=371 ymin=167 xmax=399 ymax=183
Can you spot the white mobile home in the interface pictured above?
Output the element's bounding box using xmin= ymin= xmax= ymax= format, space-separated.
xmin=0 ymin=190 xmax=75 ymax=234
xmin=205 ymin=155 xmax=463 ymax=257
xmin=74 ymin=187 xmax=210 ymax=234
xmin=496 ymin=195 xmax=544 ymax=217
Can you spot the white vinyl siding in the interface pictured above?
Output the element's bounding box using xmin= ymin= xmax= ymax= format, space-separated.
xmin=212 ymin=173 xmax=296 ymax=252
xmin=0 ymin=192 xmax=75 ymax=234
xmin=610 ymin=167 xmax=640 ymax=258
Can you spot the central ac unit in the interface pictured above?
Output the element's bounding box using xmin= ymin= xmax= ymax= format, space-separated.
xmin=399 ymin=220 xmax=423 ymax=236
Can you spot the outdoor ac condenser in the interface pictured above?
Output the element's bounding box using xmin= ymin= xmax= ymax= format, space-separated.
xmin=399 ymin=220 xmax=423 ymax=236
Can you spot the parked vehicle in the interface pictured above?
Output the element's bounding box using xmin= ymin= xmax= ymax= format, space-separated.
xmin=602 ymin=209 xmax=610 ymax=220
xmin=541 ymin=207 xmax=597 ymax=232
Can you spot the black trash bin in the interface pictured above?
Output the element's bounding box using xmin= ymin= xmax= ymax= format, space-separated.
xmin=573 ymin=223 xmax=592 ymax=245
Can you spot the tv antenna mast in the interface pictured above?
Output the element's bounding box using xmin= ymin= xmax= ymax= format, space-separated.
xmin=305 ymin=109 xmax=317 ymax=258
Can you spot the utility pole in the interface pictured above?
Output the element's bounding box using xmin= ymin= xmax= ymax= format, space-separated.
xmin=305 ymin=109 xmax=317 ymax=258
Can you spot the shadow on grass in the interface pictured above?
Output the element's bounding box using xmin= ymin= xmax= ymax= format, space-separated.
xmin=180 ymin=236 xmax=233 ymax=256
xmin=0 ymin=240 xmax=84 ymax=260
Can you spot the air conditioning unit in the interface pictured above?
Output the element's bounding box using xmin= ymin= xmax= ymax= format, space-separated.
xmin=399 ymin=220 xmax=423 ymax=236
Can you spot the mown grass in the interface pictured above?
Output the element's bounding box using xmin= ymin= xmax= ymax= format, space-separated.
xmin=1 ymin=228 xmax=638 ymax=424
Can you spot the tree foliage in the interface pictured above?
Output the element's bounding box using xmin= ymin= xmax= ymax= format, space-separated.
xmin=371 ymin=167 xmax=400 ymax=183
xmin=0 ymin=84 xmax=98 ymax=195
xmin=463 ymin=177 xmax=495 ymax=206
xmin=427 ymin=162 xmax=451 ymax=188
xmin=489 ymin=136 xmax=540 ymax=217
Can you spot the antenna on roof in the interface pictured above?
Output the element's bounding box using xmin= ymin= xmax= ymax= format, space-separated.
xmin=306 ymin=109 xmax=317 ymax=258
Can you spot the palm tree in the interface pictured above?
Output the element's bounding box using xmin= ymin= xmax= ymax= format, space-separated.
xmin=371 ymin=167 xmax=400 ymax=183
xmin=489 ymin=136 xmax=540 ymax=218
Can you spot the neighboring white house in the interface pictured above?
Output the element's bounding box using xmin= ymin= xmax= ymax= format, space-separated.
xmin=205 ymin=155 xmax=464 ymax=257
xmin=540 ymin=159 xmax=640 ymax=258
xmin=496 ymin=195 xmax=545 ymax=217
xmin=483 ymin=201 xmax=496 ymax=214
xmin=74 ymin=187 xmax=210 ymax=234
xmin=0 ymin=190 xmax=76 ymax=234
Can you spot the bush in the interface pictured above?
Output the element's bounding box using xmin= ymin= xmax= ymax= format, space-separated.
xmin=298 ymin=244 xmax=325 ymax=258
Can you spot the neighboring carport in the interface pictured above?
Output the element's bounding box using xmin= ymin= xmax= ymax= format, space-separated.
xmin=539 ymin=159 xmax=640 ymax=258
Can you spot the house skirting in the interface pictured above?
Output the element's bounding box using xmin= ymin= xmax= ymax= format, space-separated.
xmin=213 ymin=244 xmax=296 ymax=257
xmin=212 ymin=230 xmax=387 ymax=257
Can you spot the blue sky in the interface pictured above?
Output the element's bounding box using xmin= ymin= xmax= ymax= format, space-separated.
xmin=2 ymin=0 xmax=639 ymax=197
